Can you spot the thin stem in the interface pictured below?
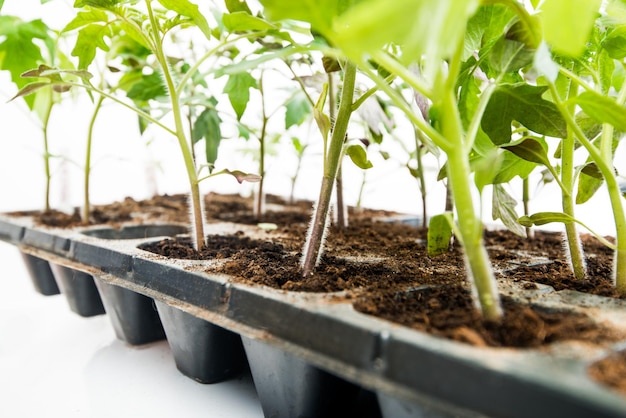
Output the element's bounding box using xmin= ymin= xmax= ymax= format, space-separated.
xmin=283 ymin=59 xmax=316 ymax=107
xmin=370 ymin=50 xmax=432 ymax=99
xmin=41 ymin=88 xmax=54 ymax=212
xmin=415 ymin=130 xmax=428 ymax=229
xmin=560 ymin=77 xmax=586 ymax=280
xmin=255 ymin=73 xmax=267 ymax=218
xmin=549 ymin=81 xmax=626 ymax=290
xmin=329 ymin=72 xmax=347 ymax=229
xmin=65 ymin=81 xmax=175 ymax=135
xmin=82 ymin=95 xmax=105 ymax=223
xmin=146 ymin=0 xmax=204 ymax=250
xmin=522 ymin=176 xmax=534 ymax=239
xmin=301 ymin=61 xmax=357 ymax=277
xmin=440 ymin=88 xmax=502 ymax=321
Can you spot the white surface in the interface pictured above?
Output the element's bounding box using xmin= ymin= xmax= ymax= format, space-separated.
xmin=0 ymin=242 xmax=263 ymax=418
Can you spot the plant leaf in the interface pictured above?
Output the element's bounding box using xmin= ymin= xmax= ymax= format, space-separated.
xmin=345 ymin=144 xmax=373 ymax=169
xmin=540 ymin=0 xmax=601 ymax=57
xmin=492 ymin=184 xmax=525 ymax=237
xmin=473 ymin=149 xmax=502 ymax=193
xmin=156 ymin=0 xmax=212 ymax=40
xmin=259 ymin=0 xmax=351 ymax=36
xmin=223 ymin=12 xmax=275 ymax=32
xmin=71 ymin=23 xmax=111 ymax=69
xmin=9 ymin=81 xmax=52 ymax=101
xmin=313 ymin=83 xmax=330 ymax=142
xmin=225 ymin=0 xmax=252 ymax=14
xmin=223 ymin=72 xmax=258 ymax=120
xmin=427 ymin=213 xmax=454 ymax=257
xmin=285 ymin=91 xmax=312 ymax=129
xmin=193 ymin=106 xmax=222 ymax=167
xmin=482 ymin=83 xmax=567 ymax=144
xmin=505 ymin=15 xmax=542 ymax=49
xmin=602 ymin=26 xmax=626 ymax=60
xmin=501 ymin=137 xmax=551 ymax=166
xmin=573 ymin=91 xmax=626 ymax=132
xmin=218 ymin=169 xmax=262 ymax=184
xmin=62 ymin=9 xmax=109 ymax=32
xmin=464 ymin=3 xmax=515 ymax=60
xmin=333 ymin=0 xmax=479 ymax=79
xmin=518 ymin=212 xmax=576 ymax=227
xmin=126 ymin=72 xmax=167 ymax=102
xmin=493 ymin=150 xmax=537 ymax=183
xmin=576 ymin=166 xmax=604 ymax=204
xmin=74 ymin=0 xmax=120 ymax=8
xmin=489 ymin=37 xmax=534 ymax=74
xmin=0 ymin=17 xmax=53 ymax=109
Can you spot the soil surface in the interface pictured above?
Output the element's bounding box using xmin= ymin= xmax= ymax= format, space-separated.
xmin=12 ymin=193 xmax=626 ymax=389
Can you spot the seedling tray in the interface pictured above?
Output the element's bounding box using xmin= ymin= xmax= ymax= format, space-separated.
xmin=1 ymin=214 xmax=626 ymax=418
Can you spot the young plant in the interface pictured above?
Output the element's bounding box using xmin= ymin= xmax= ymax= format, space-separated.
xmin=14 ymin=0 xmax=264 ymax=248
xmin=516 ymin=0 xmax=626 ymax=292
xmin=0 ymin=14 xmax=61 ymax=212
xmin=264 ymin=0 xmax=505 ymax=320
xmin=475 ymin=1 xmax=626 ymax=292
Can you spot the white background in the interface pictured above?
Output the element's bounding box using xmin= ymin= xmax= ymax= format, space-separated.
xmin=1 ymin=1 xmax=625 ymax=417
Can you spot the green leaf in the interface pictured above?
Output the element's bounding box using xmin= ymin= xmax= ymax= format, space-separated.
xmin=481 ymin=83 xmax=567 ymax=144
xmin=313 ymin=84 xmax=330 ymax=143
xmin=576 ymin=165 xmax=604 ymax=204
xmin=333 ymin=0 xmax=480 ymax=77
xmin=518 ymin=212 xmax=576 ymax=227
xmin=291 ymin=137 xmax=305 ymax=154
xmin=9 ymin=81 xmax=52 ymax=101
xmin=259 ymin=0 xmax=351 ymax=35
xmin=285 ymin=91 xmax=312 ymax=129
xmin=223 ymin=72 xmax=258 ymax=120
xmin=214 ymin=168 xmax=261 ymax=183
xmin=598 ymin=49 xmax=616 ymax=94
xmin=602 ymin=26 xmax=626 ymax=59
xmin=492 ymin=184 xmax=525 ymax=237
xmin=62 ymin=9 xmax=109 ymax=32
xmin=464 ymin=4 xmax=515 ymax=60
xmin=427 ymin=213 xmax=454 ymax=257
xmin=540 ymin=0 xmax=601 ymax=57
xmin=223 ymin=12 xmax=276 ymax=32
xmin=493 ymin=150 xmax=537 ymax=183
xmin=225 ymin=0 xmax=252 ymax=14
xmin=126 ymin=72 xmax=167 ymax=102
xmin=501 ymin=137 xmax=551 ymax=166
xmin=505 ymin=16 xmax=541 ymax=49
xmin=573 ymin=91 xmax=626 ymax=132
xmin=71 ymin=23 xmax=111 ymax=69
xmin=193 ymin=106 xmax=222 ymax=167
xmin=156 ymin=0 xmax=212 ymax=40
xmin=345 ymin=144 xmax=373 ymax=169
xmin=74 ymin=0 xmax=119 ymax=8
xmin=0 ymin=17 xmax=53 ymax=108
xmin=489 ymin=37 xmax=534 ymax=74
xmin=237 ymin=122 xmax=251 ymax=140
xmin=473 ymin=149 xmax=502 ymax=193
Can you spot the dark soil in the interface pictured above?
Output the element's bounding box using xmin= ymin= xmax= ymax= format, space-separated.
xmin=15 ymin=193 xmax=625 ymax=353
xmin=353 ymin=285 xmax=617 ymax=348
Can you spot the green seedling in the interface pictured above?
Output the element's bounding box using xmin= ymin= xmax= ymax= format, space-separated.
xmin=14 ymin=0 xmax=265 ymax=249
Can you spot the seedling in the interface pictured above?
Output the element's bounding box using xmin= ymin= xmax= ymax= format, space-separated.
xmin=14 ymin=0 xmax=263 ymax=248
xmin=1 ymin=14 xmax=61 ymax=212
